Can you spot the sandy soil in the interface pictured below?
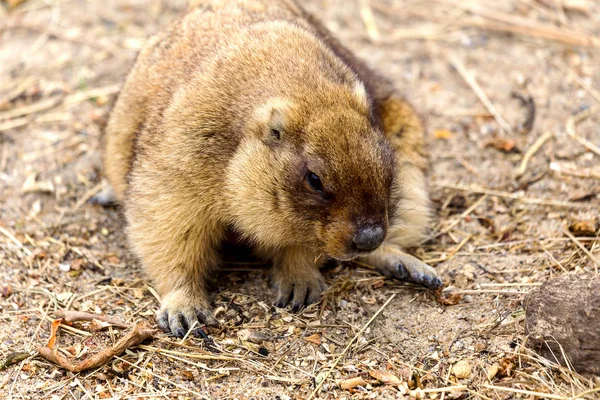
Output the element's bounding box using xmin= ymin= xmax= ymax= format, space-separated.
xmin=1 ymin=0 xmax=599 ymax=399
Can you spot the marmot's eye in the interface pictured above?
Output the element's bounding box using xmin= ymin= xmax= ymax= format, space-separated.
xmin=306 ymin=171 xmax=323 ymax=193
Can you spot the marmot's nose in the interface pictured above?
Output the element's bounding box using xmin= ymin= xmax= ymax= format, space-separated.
xmin=352 ymin=225 xmax=385 ymax=252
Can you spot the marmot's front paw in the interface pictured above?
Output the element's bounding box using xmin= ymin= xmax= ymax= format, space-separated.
xmin=156 ymin=290 xmax=218 ymax=338
xmin=272 ymin=267 xmax=328 ymax=312
xmin=377 ymin=252 xmax=442 ymax=289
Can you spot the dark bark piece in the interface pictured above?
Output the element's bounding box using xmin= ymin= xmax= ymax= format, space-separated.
xmin=525 ymin=273 xmax=600 ymax=375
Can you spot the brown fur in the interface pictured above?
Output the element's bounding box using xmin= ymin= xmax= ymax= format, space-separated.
xmin=103 ymin=0 xmax=440 ymax=337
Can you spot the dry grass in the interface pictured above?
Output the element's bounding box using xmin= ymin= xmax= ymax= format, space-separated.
xmin=1 ymin=0 xmax=599 ymax=399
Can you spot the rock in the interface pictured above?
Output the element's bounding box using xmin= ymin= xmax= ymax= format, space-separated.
xmin=525 ymin=273 xmax=599 ymax=375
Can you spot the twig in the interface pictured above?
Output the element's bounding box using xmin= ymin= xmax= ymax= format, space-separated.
xmin=448 ymin=55 xmax=512 ymax=133
xmin=449 ymin=290 xmax=529 ymax=295
xmin=358 ymin=0 xmax=380 ymax=42
xmin=307 ymin=294 xmax=396 ymax=399
xmin=565 ymin=105 xmax=600 ymax=157
xmin=38 ymin=321 xmax=156 ymax=372
xmin=114 ymin=356 xmax=211 ymax=400
xmin=422 ymin=385 xmax=468 ymax=393
xmin=0 ymin=225 xmax=31 ymax=255
xmin=551 ymin=61 xmax=600 ymax=104
xmin=517 ymin=131 xmax=553 ymax=176
xmin=482 ymin=384 xmax=566 ymax=399
xmin=53 ymin=310 xmax=129 ymax=329
xmin=71 ymin=182 xmax=103 ymax=212
xmin=430 ymin=195 xmax=487 ymax=239
xmin=563 ymin=227 xmax=600 ymax=273
xmin=434 ymin=182 xmax=593 ymax=209
xmin=0 ymin=84 xmax=120 ymax=122
xmin=450 ymin=0 xmax=600 ymax=47
xmin=511 ymin=92 xmax=536 ymax=132
xmin=426 ymin=234 xmax=472 ymax=264
xmin=460 ymin=17 xmax=599 ymax=48
xmin=550 ymin=162 xmax=600 ymax=180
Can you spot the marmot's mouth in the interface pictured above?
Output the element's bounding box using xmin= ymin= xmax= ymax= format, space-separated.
xmin=330 ymin=250 xmax=367 ymax=262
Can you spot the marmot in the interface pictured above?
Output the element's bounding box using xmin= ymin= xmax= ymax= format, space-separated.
xmin=102 ymin=0 xmax=442 ymax=337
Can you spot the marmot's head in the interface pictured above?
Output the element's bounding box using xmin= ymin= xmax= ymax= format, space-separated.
xmin=226 ymin=83 xmax=396 ymax=260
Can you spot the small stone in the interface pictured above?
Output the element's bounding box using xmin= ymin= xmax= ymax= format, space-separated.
xmin=58 ymin=263 xmax=71 ymax=272
xmin=258 ymin=347 xmax=268 ymax=356
xmin=525 ymin=273 xmax=599 ymax=375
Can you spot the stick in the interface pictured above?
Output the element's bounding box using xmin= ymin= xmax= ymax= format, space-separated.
xmin=451 ymin=0 xmax=600 ymax=47
xmin=307 ymin=294 xmax=396 ymax=399
xmin=0 ymin=84 xmax=120 ymax=121
xmin=0 ymin=225 xmax=31 ymax=255
xmin=434 ymin=182 xmax=593 ymax=209
xmin=563 ymin=227 xmax=600 ymax=273
xmin=565 ymin=105 xmax=600 ymax=157
xmin=114 ymin=356 xmax=211 ymax=400
xmin=448 ymin=55 xmax=512 ymax=133
xmin=359 ymin=0 xmax=380 ymax=42
xmin=53 ymin=310 xmax=129 ymax=329
xmin=517 ymin=131 xmax=553 ymax=176
xmin=481 ymin=384 xmax=566 ymax=399
xmin=430 ymin=195 xmax=487 ymax=239
xmin=38 ymin=321 xmax=156 ymax=372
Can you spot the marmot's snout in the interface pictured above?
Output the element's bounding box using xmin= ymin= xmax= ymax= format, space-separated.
xmin=352 ymin=223 xmax=386 ymax=252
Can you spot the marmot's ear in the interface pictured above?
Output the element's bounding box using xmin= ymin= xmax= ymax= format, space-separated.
xmin=255 ymin=98 xmax=294 ymax=145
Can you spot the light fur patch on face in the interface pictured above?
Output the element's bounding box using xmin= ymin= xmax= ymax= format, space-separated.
xmin=255 ymin=97 xmax=294 ymax=130
xmin=353 ymin=80 xmax=369 ymax=110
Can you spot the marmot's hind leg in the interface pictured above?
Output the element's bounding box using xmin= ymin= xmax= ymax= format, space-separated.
xmin=359 ymin=95 xmax=442 ymax=289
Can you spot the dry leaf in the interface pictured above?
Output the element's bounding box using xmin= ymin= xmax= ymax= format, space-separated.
xmin=569 ymin=220 xmax=598 ymax=237
xmin=304 ymin=333 xmax=321 ymax=345
xmin=484 ymin=138 xmax=518 ymax=152
xmin=55 ymin=292 xmax=73 ymax=304
xmin=434 ymin=129 xmax=454 ymax=140
xmin=372 ymin=279 xmax=385 ymax=289
xmin=452 ymin=360 xmax=471 ymax=379
xmin=47 ymin=319 xmax=62 ymax=349
xmin=369 ymin=370 xmax=402 ymax=385
xmin=339 ymin=376 xmax=367 ymax=390
xmin=435 ymin=291 xmax=462 ymax=306
xmin=65 ymin=343 xmax=82 ymax=357
xmin=90 ymin=319 xmax=112 ymax=332
xmin=487 ymin=363 xmax=499 ymax=380
xmin=180 ymin=370 xmax=194 ymax=381
xmin=22 ymin=173 xmax=55 ymax=194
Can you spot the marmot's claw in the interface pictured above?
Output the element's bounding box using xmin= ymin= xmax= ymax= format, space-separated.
xmin=272 ymin=270 xmax=326 ymax=311
xmin=156 ymin=304 xmax=217 ymax=338
xmin=376 ymin=252 xmax=443 ymax=289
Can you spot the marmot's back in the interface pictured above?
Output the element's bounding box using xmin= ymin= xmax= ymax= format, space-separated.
xmin=103 ymin=0 xmax=379 ymax=199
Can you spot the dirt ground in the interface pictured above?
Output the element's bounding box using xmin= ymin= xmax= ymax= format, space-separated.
xmin=1 ymin=0 xmax=599 ymax=399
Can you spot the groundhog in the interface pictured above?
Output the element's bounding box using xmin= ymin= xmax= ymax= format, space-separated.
xmin=101 ymin=0 xmax=442 ymax=338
